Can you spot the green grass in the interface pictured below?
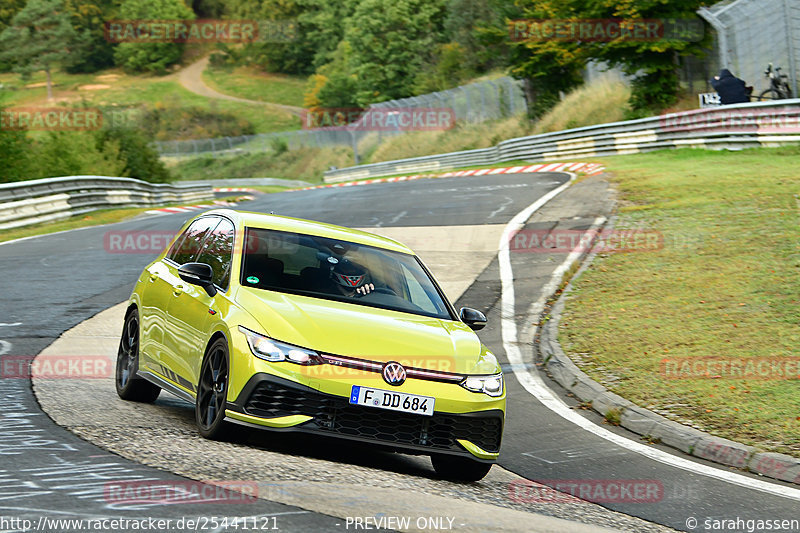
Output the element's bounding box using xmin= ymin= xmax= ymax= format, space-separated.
xmin=0 ymin=206 xmax=168 ymax=244
xmin=86 ymin=80 xmax=300 ymax=134
xmin=0 ymin=70 xmax=301 ymax=134
xmin=0 ymin=70 xmax=99 ymax=106
xmin=558 ymin=147 xmax=800 ymax=456
xmin=203 ymin=66 xmax=306 ymax=107
xmin=532 ymin=79 xmax=631 ymax=134
xmin=169 ymin=147 xmax=355 ymax=183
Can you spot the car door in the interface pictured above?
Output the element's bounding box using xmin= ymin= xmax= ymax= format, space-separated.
xmin=138 ymin=219 xmax=212 ymax=373
xmin=158 ymin=216 xmax=220 ymax=390
xmin=138 ymin=259 xmax=174 ymax=373
xmin=165 ymin=216 xmax=235 ymax=390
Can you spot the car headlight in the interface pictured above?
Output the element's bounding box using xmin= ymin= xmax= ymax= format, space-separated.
xmin=238 ymin=326 xmax=322 ymax=365
xmin=461 ymin=373 xmax=504 ymax=397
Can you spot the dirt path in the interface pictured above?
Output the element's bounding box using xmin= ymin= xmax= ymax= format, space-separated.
xmin=177 ymin=56 xmax=304 ymax=117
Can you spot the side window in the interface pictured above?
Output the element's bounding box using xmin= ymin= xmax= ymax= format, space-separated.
xmin=167 ymin=217 xmax=220 ymax=266
xmin=197 ymin=218 xmax=235 ymax=290
xmin=400 ymin=263 xmax=439 ymax=315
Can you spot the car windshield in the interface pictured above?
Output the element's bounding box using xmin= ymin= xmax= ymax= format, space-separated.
xmin=241 ymin=227 xmax=453 ymax=320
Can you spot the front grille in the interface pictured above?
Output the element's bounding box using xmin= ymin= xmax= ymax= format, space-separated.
xmin=244 ymin=380 xmax=332 ymax=418
xmin=244 ymin=380 xmax=502 ymax=453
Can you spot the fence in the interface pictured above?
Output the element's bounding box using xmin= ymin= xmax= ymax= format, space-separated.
xmin=323 ymin=99 xmax=800 ymax=182
xmin=699 ymin=0 xmax=799 ymax=97
xmin=154 ymin=77 xmax=526 ymax=158
xmin=0 ymin=176 xmax=213 ymax=231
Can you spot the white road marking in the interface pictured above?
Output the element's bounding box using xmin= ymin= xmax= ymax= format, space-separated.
xmin=498 ymin=173 xmax=800 ymax=502
xmin=0 ymin=340 xmax=10 ymax=356
xmin=0 ymin=323 xmax=21 ymax=327
xmin=489 ymin=197 xmax=513 ymax=219
xmin=388 ymin=210 xmax=407 ymax=225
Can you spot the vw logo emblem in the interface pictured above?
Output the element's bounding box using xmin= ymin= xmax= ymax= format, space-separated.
xmin=382 ymin=362 xmax=406 ymax=386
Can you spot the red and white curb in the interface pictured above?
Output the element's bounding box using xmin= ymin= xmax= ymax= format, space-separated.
xmin=214 ymin=187 xmax=260 ymax=193
xmin=296 ymin=162 xmax=605 ymax=191
xmin=145 ymin=196 xmax=254 ymax=215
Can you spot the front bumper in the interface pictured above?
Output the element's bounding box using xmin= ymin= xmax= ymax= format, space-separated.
xmin=225 ymin=374 xmax=504 ymax=461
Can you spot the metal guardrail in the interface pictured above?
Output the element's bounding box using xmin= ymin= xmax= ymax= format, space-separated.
xmin=323 ymin=100 xmax=800 ymax=182
xmin=0 ymin=176 xmax=213 ymax=231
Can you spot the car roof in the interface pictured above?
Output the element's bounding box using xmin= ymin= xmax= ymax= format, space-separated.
xmin=203 ymin=209 xmax=415 ymax=255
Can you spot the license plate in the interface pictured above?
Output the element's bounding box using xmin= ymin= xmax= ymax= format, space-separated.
xmin=349 ymin=385 xmax=435 ymax=416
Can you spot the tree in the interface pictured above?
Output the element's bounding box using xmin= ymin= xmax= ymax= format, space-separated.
xmin=344 ymin=0 xmax=447 ymax=104
xmin=63 ymin=0 xmax=122 ymax=73
xmin=225 ymin=0 xmax=355 ymax=76
xmin=191 ymin=0 xmax=225 ymax=18
xmin=113 ymin=0 xmax=195 ymax=74
xmin=0 ymin=107 xmax=32 ymax=182
xmin=443 ymin=0 xmax=507 ymax=72
xmin=96 ymin=126 xmax=172 ymax=182
xmin=580 ymin=0 xmax=711 ymax=116
xmin=0 ymin=0 xmax=79 ymax=100
xmin=413 ymin=42 xmax=472 ymax=93
xmin=506 ymin=0 xmax=588 ymax=118
xmin=0 ymin=0 xmax=24 ymax=70
xmin=507 ymin=0 xmax=711 ymax=117
xmin=29 ymin=131 xmax=127 ymax=178
xmin=0 ymin=0 xmax=26 ymax=33
xmin=304 ymin=40 xmax=360 ymax=110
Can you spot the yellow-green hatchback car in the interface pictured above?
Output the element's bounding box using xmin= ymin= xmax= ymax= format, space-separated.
xmin=116 ymin=209 xmax=505 ymax=480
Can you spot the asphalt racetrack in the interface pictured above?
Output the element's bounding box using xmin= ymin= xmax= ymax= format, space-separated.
xmin=1 ymin=172 xmax=798 ymax=532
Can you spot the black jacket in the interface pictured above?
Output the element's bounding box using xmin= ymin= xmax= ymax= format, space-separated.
xmin=711 ymin=69 xmax=750 ymax=104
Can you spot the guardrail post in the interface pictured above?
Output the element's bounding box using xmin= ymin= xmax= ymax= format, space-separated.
xmin=507 ymin=78 xmax=516 ymax=115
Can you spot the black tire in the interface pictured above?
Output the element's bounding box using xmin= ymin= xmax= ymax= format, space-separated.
xmin=115 ymin=309 xmax=160 ymax=403
xmin=758 ymin=88 xmax=781 ymax=101
xmin=431 ymin=454 xmax=493 ymax=482
xmin=196 ymin=338 xmax=229 ymax=440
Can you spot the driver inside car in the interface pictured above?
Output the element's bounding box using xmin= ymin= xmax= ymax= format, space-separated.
xmin=328 ymin=257 xmax=375 ymax=297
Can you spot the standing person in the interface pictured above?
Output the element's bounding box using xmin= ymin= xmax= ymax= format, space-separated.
xmin=711 ymin=69 xmax=752 ymax=104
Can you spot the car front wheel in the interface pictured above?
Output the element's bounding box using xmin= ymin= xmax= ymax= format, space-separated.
xmin=431 ymin=454 xmax=493 ymax=482
xmin=196 ymin=338 xmax=229 ymax=440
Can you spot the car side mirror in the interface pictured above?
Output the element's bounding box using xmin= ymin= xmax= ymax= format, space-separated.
xmin=460 ymin=307 xmax=487 ymax=331
xmin=178 ymin=262 xmax=217 ymax=297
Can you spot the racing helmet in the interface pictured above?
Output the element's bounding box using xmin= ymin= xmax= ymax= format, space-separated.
xmin=330 ymin=259 xmax=369 ymax=290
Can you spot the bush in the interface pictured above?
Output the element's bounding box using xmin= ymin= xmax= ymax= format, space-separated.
xmin=0 ymin=104 xmax=128 ymax=182
xmin=0 ymin=125 xmax=32 ymax=182
xmin=28 ymin=131 xmax=126 ymax=178
xmin=269 ymin=137 xmax=288 ymax=155
xmin=139 ymin=104 xmax=256 ymax=141
xmin=96 ymin=126 xmax=172 ymax=182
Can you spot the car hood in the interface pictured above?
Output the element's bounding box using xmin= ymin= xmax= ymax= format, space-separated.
xmin=236 ymin=287 xmax=498 ymax=375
